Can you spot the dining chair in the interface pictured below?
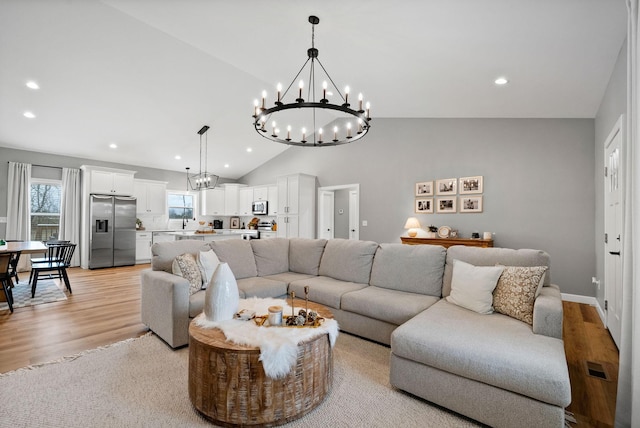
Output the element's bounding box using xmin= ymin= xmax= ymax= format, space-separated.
xmin=30 ymin=239 xmax=70 ymax=265
xmin=5 ymin=240 xmax=23 ymax=284
xmin=0 ymin=252 xmax=16 ymax=312
xmin=30 ymin=243 xmax=76 ymax=298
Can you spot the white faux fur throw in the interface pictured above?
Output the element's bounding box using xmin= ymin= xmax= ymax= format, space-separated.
xmin=193 ymin=297 xmax=339 ymax=379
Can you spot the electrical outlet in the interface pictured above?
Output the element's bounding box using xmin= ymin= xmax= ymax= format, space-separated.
xmin=362 ymin=220 xmax=368 ymax=227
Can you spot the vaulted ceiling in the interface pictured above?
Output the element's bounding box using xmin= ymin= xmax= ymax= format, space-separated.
xmin=0 ymin=0 xmax=627 ymax=179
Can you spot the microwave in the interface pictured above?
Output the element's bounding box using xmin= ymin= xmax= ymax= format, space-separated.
xmin=252 ymin=201 xmax=268 ymax=215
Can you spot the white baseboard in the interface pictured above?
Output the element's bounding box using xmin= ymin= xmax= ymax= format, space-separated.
xmin=561 ymin=293 xmax=607 ymax=325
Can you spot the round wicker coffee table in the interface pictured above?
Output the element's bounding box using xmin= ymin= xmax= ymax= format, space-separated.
xmin=188 ymin=300 xmax=333 ymax=427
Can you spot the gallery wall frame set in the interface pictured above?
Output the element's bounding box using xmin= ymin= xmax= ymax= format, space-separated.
xmin=415 ymin=176 xmax=483 ymax=214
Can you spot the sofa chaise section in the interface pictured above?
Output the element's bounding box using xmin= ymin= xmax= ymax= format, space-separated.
xmin=390 ymin=245 xmax=571 ymax=428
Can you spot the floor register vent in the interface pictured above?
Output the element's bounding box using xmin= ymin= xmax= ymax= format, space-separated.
xmin=585 ymin=361 xmax=609 ymax=381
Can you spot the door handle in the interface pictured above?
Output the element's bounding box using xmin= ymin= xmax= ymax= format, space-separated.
xmin=609 ymin=251 xmax=621 ymax=256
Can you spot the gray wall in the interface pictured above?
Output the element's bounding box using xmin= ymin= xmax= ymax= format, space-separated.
xmin=594 ymin=39 xmax=628 ymax=307
xmin=0 ymin=146 xmax=233 ymax=237
xmin=241 ymin=118 xmax=596 ymax=297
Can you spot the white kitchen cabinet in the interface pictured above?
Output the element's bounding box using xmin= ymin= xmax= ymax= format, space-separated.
xmin=88 ymin=168 xmax=135 ymax=195
xmin=201 ymin=188 xmax=225 ymax=216
xmin=276 ymin=174 xmax=316 ymax=238
xmin=222 ymin=183 xmax=246 ymax=216
xmin=253 ymin=186 xmax=268 ymax=201
xmin=239 ymin=187 xmax=253 ymax=216
xmin=260 ymin=231 xmax=276 ymax=239
xmin=136 ymin=231 xmax=152 ymax=263
xmin=268 ymin=185 xmax=278 ymax=216
xmin=134 ymin=179 xmax=167 ymax=215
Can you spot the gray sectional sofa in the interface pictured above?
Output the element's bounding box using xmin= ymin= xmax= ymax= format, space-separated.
xmin=140 ymin=237 xmax=571 ymax=428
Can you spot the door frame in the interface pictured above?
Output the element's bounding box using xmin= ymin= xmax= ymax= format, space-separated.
xmin=317 ymin=184 xmax=360 ymax=240
xmin=603 ymin=114 xmax=625 ymax=348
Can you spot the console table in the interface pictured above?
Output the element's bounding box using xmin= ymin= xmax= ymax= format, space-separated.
xmin=400 ymin=236 xmax=494 ymax=248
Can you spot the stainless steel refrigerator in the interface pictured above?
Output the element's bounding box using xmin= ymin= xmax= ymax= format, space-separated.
xmin=89 ymin=195 xmax=136 ymax=269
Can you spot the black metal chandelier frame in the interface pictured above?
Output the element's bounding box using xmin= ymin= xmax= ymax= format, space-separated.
xmin=252 ymin=15 xmax=371 ymax=147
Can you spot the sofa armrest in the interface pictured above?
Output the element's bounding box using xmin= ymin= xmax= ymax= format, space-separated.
xmin=140 ymin=269 xmax=191 ymax=348
xmin=532 ymin=284 xmax=563 ymax=339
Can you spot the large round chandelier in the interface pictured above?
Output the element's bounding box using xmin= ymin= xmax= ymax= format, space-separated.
xmin=252 ymin=15 xmax=371 ymax=147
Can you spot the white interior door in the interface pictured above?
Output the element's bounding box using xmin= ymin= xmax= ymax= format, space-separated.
xmin=604 ymin=116 xmax=624 ymax=349
xmin=318 ymin=190 xmax=335 ymax=240
xmin=348 ymin=190 xmax=359 ymax=240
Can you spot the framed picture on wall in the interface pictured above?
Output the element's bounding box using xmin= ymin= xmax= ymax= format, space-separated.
xmin=459 ymin=196 xmax=483 ymax=213
xmin=459 ymin=176 xmax=483 ymax=194
xmin=436 ymin=197 xmax=457 ymax=213
xmin=415 ymin=197 xmax=434 ymax=213
xmin=230 ymin=217 xmax=240 ymax=229
xmin=415 ymin=181 xmax=433 ymax=196
xmin=436 ymin=178 xmax=457 ymax=195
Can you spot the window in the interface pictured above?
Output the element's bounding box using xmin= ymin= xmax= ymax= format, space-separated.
xmin=167 ymin=193 xmax=195 ymax=220
xmin=30 ymin=180 xmax=62 ymax=241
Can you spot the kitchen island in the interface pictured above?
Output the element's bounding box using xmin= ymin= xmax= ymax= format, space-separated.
xmin=154 ymin=229 xmax=259 ymax=243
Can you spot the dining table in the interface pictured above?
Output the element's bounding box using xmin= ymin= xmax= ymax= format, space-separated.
xmin=0 ymin=241 xmax=48 ymax=255
xmin=0 ymin=241 xmax=48 ymax=303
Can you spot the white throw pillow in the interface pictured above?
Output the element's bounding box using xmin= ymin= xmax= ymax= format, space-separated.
xmin=197 ymin=250 xmax=220 ymax=288
xmin=446 ymin=260 xmax=504 ymax=314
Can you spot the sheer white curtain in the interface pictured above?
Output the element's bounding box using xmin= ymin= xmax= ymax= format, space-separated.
xmin=59 ymin=167 xmax=81 ymax=267
xmin=616 ymin=2 xmax=640 ymax=427
xmin=6 ymin=162 xmax=32 ymax=271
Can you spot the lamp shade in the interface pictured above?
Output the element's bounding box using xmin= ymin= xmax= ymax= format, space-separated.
xmin=404 ymin=217 xmax=421 ymax=229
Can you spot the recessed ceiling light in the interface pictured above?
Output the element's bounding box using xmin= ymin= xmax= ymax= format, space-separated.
xmin=494 ymin=77 xmax=509 ymax=85
xmin=109 ymin=143 xmax=118 ymax=149
xmin=23 ymin=111 xmax=35 ymax=119
xmin=174 ymin=155 xmax=181 ymax=160
xmin=26 ymin=81 xmax=39 ymax=90
xmin=224 ymin=163 xmax=230 ymax=168
xmin=247 ymin=148 xmax=253 ymax=153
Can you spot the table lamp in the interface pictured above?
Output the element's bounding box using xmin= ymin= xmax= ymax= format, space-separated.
xmin=404 ymin=217 xmax=421 ymax=238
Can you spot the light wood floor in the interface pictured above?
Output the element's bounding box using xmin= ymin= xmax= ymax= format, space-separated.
xmin=0 ymin=264 xmax=619 ymax=427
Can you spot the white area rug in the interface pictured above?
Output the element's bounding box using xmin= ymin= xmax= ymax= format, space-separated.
xmin=0 ymin=332 xmax=480 ymax=428
xmin=0 ymin=279 xmax=67 ymax=311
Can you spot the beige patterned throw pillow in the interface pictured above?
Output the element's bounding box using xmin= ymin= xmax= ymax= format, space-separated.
xmin=493 ymin=266 xmax=548 ymax=325
xmin=172 ymin=253 xmax=202 ymax=296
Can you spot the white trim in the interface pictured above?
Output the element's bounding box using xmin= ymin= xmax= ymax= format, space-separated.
xmin=561 ymin=293 xmax=606 ymax=325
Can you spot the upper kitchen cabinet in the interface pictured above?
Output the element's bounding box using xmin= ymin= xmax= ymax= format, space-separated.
xmin=239 ymin=187 xmax=253 ymax=216
xmin=134 ymin=179 xmax=167 ymax=215
xmin=81 ymin=165 xmax=136 ymax=195
xmin=276 ymin=174 xmax=316 ymax=238
xmin=268 ymin=185 xmax=278 ymax=216
xmin=200 ymin=188 xmax=225 ymax=216
xmin=221 ymin=183 xmax=246 ymax=216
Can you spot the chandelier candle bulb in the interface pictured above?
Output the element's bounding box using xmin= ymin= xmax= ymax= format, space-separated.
xmin=301 ymin=127 xmax=307 ymax=143
xmin=261 ymin=90 xmax=267 ymax=110
xmin=366 ymin=102 xmax=371 ymax=119
xmin=347 ymin=123 xmax=352 ymax=139
xmin=271 ymin=121 xmax=277 ymax=137
xmin=333 ymin=126 xmax=338 ymax=142
xmin=322 ymin=81 xmax=328 ymax=102
xmin=253 ymin=99 xmax=259 ymax=117
xmin=358 ymin=93 xmax=363 ymax=112
xmin=276 ymin=83 xmax=282 ymax=104
xmin=344 ymin=86 xmax=350 ymax=106
xmin=318 ymin=128 xmax=323 ymax=143
xmin=286 ymin=125 xmax=291 ymax=141
xmin=297 ymin=80 xmax=304 ymax=102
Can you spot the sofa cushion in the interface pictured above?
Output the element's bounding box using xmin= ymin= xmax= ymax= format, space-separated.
xmin=197 ymin=249 xmax=220 ymax=287
xmin=319 ymin=239 xmax=379 ymax=284
xmin=493 ymin=266 xmax=548 ymax=325
xmin=442 ymin=246 xmax=551 ymax=297
xmin=172 ymin=253 xmax=203 ymax=295
xmin=289 ymin=276 xmax=368 ymax=309
xmin=446 ymin=260 xmax=504 ymax=314
xmin=209 ymin=239 xmax=258 ymax=279
xmin=341 ymin=286 xmax=440 ymax=325
xmin=370 ymin=243 xmax=445 ymax=296
xmin=237 ymin=277 xmax=287 ymax=299
xmin=151 ymin=239 xmax=210 ymax=273
xmin=251 ymin=238 xmax=289 ymax=276
xmin=289 ymin=238 xmax=327 ymax=275
xmin=391 ymin=299 xmax=571 ymax=407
